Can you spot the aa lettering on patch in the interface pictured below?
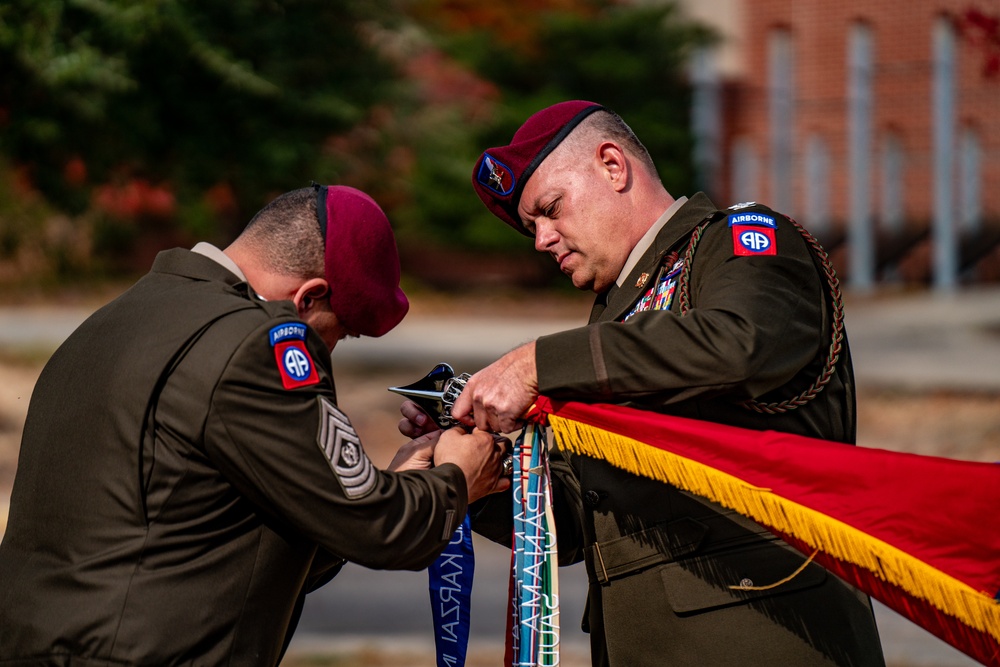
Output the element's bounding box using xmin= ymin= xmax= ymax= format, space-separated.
xmin=732 ymin=225 xmax=777 ymax=256
xmin=269 ymin=322 xmax=320 ymax=390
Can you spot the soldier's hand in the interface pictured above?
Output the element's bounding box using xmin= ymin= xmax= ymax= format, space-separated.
xmin=386 ymin=430 xmax=440 ymax=472
xmin=451 ymin=342 xmax=539 ymax=434
xmin=434 ymin=427 xmax=511 ymax=503
xmin=397 ymin=399 xmax=441 ymax=439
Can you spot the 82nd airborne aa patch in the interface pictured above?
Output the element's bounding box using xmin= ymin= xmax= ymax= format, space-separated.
xmin=728 ymin=211 xmax=778 ymax=257
xmin=269 ymin=322 xmax=320 ymax=390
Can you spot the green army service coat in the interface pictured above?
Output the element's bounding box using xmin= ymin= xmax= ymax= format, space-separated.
xmin=0 ymin=249 xmax=467 ymax=667
xmin=474 ymin=193 xmax=885 ymax=666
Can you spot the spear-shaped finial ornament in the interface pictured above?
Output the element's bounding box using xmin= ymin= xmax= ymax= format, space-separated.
xmin=387 ymin=362 xmax=471 ymax=430
xmin=390 ymin=363 xmax=514 ymax=477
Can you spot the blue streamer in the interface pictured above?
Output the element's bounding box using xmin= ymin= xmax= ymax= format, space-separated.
xmin=508 ymin=423 xmax=560 ymax=666
xmin=429 ymin=512 xmax=475 ymax=667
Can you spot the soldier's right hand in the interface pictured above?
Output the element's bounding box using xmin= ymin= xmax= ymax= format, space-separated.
xmin=451 ymin=342 xmax=538 ymax=435
xmin=433 ymin=427 xmax=511 ymax=503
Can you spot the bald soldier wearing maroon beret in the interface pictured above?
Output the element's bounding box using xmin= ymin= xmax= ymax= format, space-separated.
xmin=0 ymin=184 xmax=509 ymax=666
xmin=432 ymin=101 xmax=885 ymax=665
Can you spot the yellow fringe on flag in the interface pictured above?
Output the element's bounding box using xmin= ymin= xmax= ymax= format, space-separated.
xmin=547 ymin=414 xmax=1000 ymax=644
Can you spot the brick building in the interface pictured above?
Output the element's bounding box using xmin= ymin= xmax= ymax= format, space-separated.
xmin=683 ymin=0 xmax=1000 ymax=288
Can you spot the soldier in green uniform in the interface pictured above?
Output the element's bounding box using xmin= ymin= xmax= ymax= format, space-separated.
xmin=439 ymin=101 xmax=885 ymax=666
xmin=0 ymin=184 xmax=508 ymax=666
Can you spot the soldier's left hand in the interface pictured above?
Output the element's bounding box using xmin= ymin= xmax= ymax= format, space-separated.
xmin=386 ymin=430 xmax=440 ymax=472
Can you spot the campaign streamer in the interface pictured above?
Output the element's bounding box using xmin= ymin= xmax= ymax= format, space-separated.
xmin=528 ymin=396 xmax=1000 ymax=667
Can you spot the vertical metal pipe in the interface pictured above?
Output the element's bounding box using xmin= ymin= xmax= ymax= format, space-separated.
xmin=768 ymin=30 xmax=794 ymax=214
xmin=848 ymin=23 xmax=875 ymax=291
xmin=932 ymin=17 xmax=958 ymax=290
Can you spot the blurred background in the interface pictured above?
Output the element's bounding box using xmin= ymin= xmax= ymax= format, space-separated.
xmin=1 ymin=0 xmax=998 ymax=665
xmin=1 ymin=0 xmax=997 ymax=294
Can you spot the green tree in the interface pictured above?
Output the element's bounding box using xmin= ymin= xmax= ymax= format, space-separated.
xmin=0 ymin=0 xmax=403 ymax=239
xmin=0 ymin=0 xmax=717 ymax=288
xmin=399 ymin=0 xmax=716 ymax=253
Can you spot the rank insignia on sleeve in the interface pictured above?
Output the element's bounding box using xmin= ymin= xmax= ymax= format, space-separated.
xmin=317 ymin=396 xmax=375 ymax=499
xmin=732 ymin=225 xmax=778 ymax=256
xmin=269 ymin=322 xmax=320 ymax=390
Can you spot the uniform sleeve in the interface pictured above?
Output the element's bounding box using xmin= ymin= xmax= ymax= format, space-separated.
xmin=203 ymin=318 xmax=468 ymax=571
xmin=536 ymin=214 xmax=826 ymax=407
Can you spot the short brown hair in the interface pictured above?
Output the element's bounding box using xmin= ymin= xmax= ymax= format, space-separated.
xmin=572 ymin=109 xmax=658 ymax=177
xmin=238 ymin=188 xmax=324 ymax=278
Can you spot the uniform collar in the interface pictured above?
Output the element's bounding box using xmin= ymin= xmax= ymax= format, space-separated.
xmin=615 ymin=196 xmax=687 ymax=288
xmin=597 ymin=192 xmax=720 ymax=322
xmin=150 ymin=247 xmax=256 ymax=299
xmin=191 ymin=242 xmax=248 ymax=283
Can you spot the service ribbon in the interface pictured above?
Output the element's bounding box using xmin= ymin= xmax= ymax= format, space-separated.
xmin=429 ymin=512 xmax=475 ymax=667
xmin=507 ymin=422 xmax=560 ymax=666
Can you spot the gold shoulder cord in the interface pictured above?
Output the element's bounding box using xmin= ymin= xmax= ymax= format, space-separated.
xmin=675 ymin=214 xmax=845 ymax=414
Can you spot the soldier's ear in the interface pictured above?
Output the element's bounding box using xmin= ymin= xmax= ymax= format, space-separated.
xmin=293 ymin=278 xmax=329 ymax=316
xmin=597 ymin=141 xmax=629 ymax=192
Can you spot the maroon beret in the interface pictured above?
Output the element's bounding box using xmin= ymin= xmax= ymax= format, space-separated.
xmin=316 ymin=185 xmax=409 ymax=337
xmin=472 ymin=100 xmax=605 ymax=235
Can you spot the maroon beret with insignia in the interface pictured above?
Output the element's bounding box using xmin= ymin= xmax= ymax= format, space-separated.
xmin=472 ymin=100 xmax=605 ymax=235
xmin=316 ymin=185 xmax=409 ymax=337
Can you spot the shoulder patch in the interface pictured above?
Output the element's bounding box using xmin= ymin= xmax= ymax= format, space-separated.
xmin=727 ymin=211 xmax=778 ymax=256
xmin=731 ymin=225 xmax=777 ymax=256
xmin=727 ymin=212 xmax=777 ymax=228
xmin=269 ymin=322 xmax=320 ymax=390
xmin=316 ymin=396 xmax=376 ymax=499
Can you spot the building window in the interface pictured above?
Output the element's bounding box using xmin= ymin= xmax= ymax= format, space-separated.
xmin=880 ymin=131 xmax=906 ymax=235
xmin=804 ymin=134 xmax=831 ymax=239
xmin=731 ymin=137 xmax=760 ymax=204
xmin=958 ymin=126 xmax=982 ymax=234
xmin=690 ymin=46 xmax=722 ymax=197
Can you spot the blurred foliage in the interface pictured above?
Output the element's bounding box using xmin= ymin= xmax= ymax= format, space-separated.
xmin=395 ymin=0 xmax=716 ymax=251
xmin=0 ymin=0 xmax=401 ymax=234
xmin=0 ymin=156 xmax=96 ymax=285
xmin=0 ymin=0 xmax=714 ymax=285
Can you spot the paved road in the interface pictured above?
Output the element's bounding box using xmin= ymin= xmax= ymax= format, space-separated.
xmin=842 ymin=286 xmax=1000 ymax=393
xmin=1 ymin=286 xmax=998 ymax=666
xmin=294 ymin=540 xmax=982 ymax=667
xmin=3 ymin=286 xmax=1000 ymax=391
